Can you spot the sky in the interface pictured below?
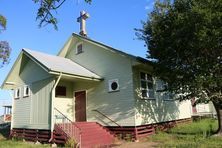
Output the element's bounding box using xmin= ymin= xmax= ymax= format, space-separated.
xmin=0 ymin=0 xmax=155 ymax=114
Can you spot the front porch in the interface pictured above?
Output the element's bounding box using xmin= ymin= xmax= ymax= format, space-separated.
xmin=51 ymin=77 xmax=117 ymax=147
xmin=53 ymin=77 xmax=100 ymax=124
xmin=51 ymin=77 xmax=156 ymax=147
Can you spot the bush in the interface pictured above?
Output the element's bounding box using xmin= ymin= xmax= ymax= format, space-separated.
xmin=65 ymin=138 xmax=77 ymax=148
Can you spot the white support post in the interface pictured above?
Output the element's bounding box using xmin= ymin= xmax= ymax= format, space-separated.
xmin=8 ymin=90 xmax=14 ymax=130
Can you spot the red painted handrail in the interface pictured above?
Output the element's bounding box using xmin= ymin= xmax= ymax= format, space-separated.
xmin=54 ymin=108 xmax=82 ymax=146
xmin=3 ymin=114 xmax=11 ymax=122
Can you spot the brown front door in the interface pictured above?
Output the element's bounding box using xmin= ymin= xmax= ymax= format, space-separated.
xmin=75 ymin=91 xmax=86 ymax=121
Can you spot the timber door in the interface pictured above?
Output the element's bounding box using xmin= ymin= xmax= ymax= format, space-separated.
xmin=75 ymin=91 xmax=87 ymax=121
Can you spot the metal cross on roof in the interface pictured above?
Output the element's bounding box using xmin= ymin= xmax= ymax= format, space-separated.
xmin=77 ymin=11 xmax=90 ymax=37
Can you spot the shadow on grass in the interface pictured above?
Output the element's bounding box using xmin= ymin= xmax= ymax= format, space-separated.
xmin=0 ymin=124 xmax=10 ymax=139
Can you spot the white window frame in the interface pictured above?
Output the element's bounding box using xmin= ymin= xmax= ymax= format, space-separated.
xmin=23 ymin=85 xmax=30 ymax=97
xmin=14 ymin=88 xmax=21 ymax=99
xmin=140 ymin=72 xmax=155 ymax=99
xmin=76 ymin=42 xmax=83 ymax=55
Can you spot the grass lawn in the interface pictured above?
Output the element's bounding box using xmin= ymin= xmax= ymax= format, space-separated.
xmin=147 ymin=118 xmax=222 ymax=147
xmin=0 ymin=140 xmax=50 ymax=148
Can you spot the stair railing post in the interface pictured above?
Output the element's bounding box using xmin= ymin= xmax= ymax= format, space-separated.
xmin=134 ymin=127 xmax=138 ymax=142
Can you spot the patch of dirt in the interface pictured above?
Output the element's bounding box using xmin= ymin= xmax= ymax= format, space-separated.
xmin=113 ymin=142 xmax=158 ymax=148
xmin=111 ymin=139 xmax=159 ymax=148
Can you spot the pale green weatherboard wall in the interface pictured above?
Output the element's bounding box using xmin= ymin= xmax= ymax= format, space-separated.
xmin=13 ymin=59 xmax=54 ymax=129
xmin=65 ymin=38 xmax=136 ymax=126
xmin=133 ymin=67 xmax=192 ymax=126
xmin=54 ymin=80 xmax=74 ymax=121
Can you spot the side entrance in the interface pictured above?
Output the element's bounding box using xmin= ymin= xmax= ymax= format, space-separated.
xmin=74 ymin=91 xmax=87 ymax=121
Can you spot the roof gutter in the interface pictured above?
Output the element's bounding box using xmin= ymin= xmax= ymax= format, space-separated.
xmin=49 ymin=73 xmax=62 ymax=142
xmin=49 ymin=71 xmax=103 ymax=81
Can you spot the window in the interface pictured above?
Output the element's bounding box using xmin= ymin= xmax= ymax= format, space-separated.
xmin=140 ymin=72 xmax=154 ymax=99
xmin=156 ymin=79 xmax=173 ymax=100
xmin=156 ymin=79 xmax=168 ymax=91
xmin=14 ymin=88 xmax=21 ymax=99
xmin=23 ymin=85 xmax=30 ymax=97
xmin=76 ymin=43 xmax=83 ymax=54
xmin=56 ymin=86 xmax=66 ymax=97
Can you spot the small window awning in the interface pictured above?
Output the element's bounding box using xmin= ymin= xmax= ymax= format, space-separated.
xmin=23 ymin=49 xmax=102 ymax=80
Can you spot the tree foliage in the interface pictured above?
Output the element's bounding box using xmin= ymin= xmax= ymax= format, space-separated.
xmin=0 ymin=15 xmax=7 ymax=31
xmin=138 ymin=0 xmax=222 ymax=133
xmin=0 ymin=41 xmax=11 ymax=67
xmin=0 ymin=14 xmax=10 ymax=67
xmin=33 ymin=0 xmax=92 ymax=30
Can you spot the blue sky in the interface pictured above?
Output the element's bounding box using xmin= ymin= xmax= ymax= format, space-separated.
xmin=0 ymin=0 xmax=154 ymax=114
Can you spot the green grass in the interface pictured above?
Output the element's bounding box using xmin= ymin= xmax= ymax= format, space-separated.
xmin=169 ymin=118 xmax=217 ymax=135
xmin=0 ymin=140 xmax=50 ymax=148
xmin=147 ymin=118 xmax=222 ymax=147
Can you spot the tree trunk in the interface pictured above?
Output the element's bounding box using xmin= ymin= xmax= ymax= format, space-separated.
xmin=212 ymin=101 xmax=222 ymax=134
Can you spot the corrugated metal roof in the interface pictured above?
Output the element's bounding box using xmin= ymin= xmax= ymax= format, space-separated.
xmin=23 ymin=48 xmax=102 ymax=80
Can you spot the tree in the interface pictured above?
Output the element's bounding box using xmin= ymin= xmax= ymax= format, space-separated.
xmin=0 ymin=0 xmax=91 ymax=66
xmin=138 ymin=0 xmax=222 ymax=134
xmin=0 ymin=15 xmax=11 ymax=67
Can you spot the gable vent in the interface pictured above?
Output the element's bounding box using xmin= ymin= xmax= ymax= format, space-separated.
xmin=108 ymin=79 xmax=119 ymax=92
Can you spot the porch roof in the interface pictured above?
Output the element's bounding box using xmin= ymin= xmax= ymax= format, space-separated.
xmin=23 ymin=48 xmax=102 ymax=80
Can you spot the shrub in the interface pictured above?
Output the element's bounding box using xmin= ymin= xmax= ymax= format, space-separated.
xmin=65 ymin=138 xmax=77 ymax=148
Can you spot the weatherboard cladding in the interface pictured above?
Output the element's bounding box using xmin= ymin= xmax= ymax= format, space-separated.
xmin=71 ymin=33 xmax=150 ymax=63
xmin=66 ymin=37 xmax=136 ymax=126
xmin=30 ymin=78 xmax=54 ymax=129
xmin=20 ymin=58 xmax=51 ymax=84
xmin=13 ymin=95 xmax=31 ymax=128
xmin=13 ymin=78 xmax=53 ymax=129
xmin=13 ymin=58 xmax=54 ymax=129
xmin=132 ymin=68 xmax=192 ymax=126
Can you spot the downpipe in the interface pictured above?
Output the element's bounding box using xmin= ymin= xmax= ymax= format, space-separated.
xmin=49 ymin=73 xmax=62 ymax=143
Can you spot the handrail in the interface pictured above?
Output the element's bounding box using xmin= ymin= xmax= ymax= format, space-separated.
xmin=3 ymin=114 xmax=11 ymax=122
xmin=54 ymin=107 xmax=82 ymax=130
xmin=92 ymin=109 xmax=122 ymax=127
xmin=54 ymin=107 xmax=81 ymax=147
xmin=54 ymin=108 xmax=73 ymax=123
